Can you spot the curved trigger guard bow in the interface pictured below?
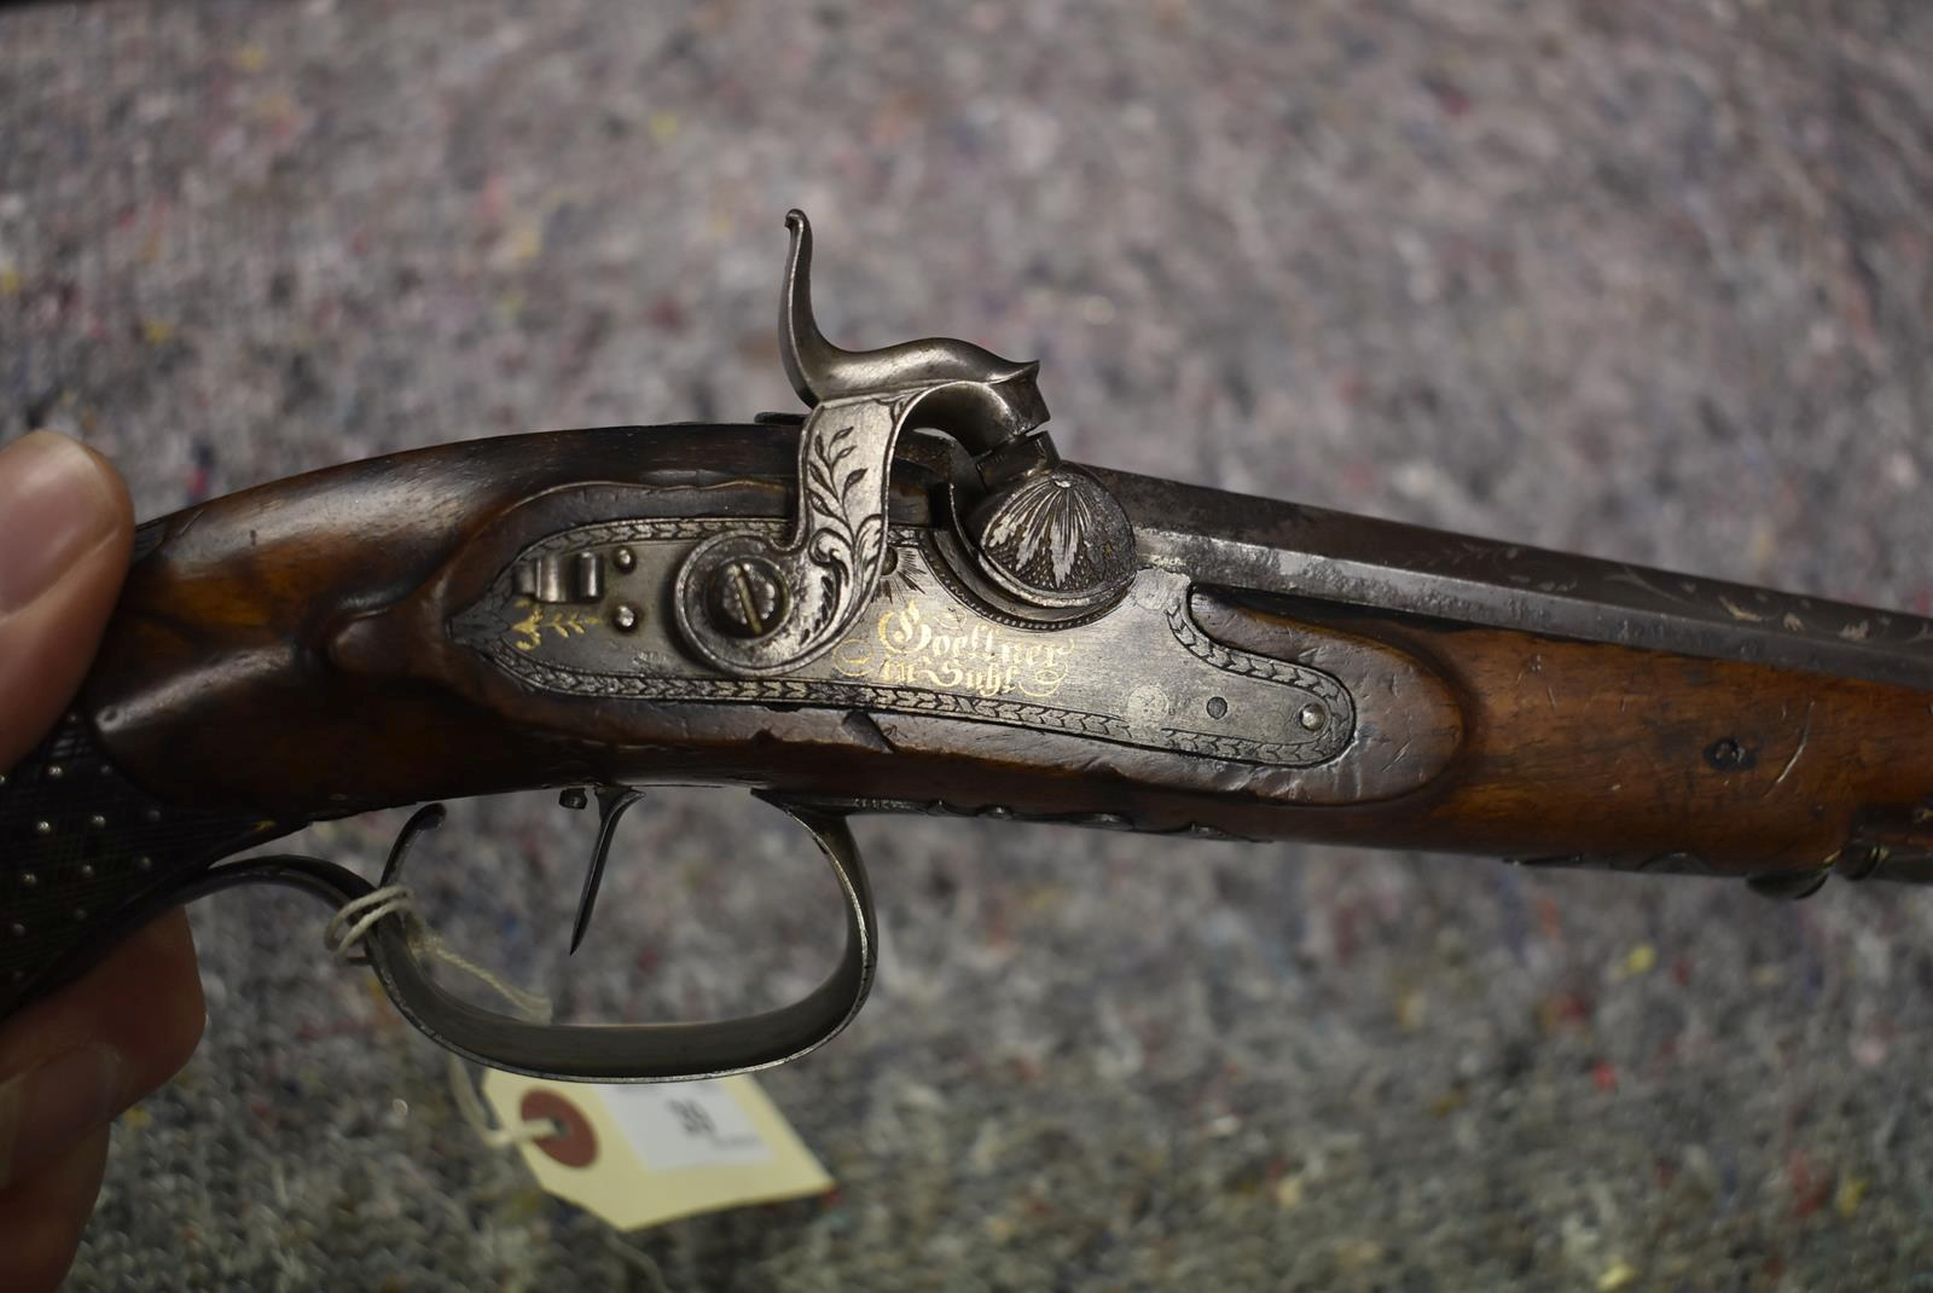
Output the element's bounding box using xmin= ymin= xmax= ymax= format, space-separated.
xmin=358 ymin=796 xmax=879 ymax=1082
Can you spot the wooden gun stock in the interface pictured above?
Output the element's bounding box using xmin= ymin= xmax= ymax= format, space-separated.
xmin=6 ymin=419 xmax=1933 ymax=1035
xmin=7 ymin=212 xmax=1933 ymax=1080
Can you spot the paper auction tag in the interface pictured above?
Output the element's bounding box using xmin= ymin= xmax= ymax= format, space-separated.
xmin=479 ymin=1069 xmax=834 ymax=1230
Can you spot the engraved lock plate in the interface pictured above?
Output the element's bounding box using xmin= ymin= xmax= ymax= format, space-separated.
xmin=455 ymin=520 xmax=1361 ymax=770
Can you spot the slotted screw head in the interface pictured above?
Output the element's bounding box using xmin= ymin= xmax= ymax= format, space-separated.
xmin=705 ymin=557 xmax=789 ymax=639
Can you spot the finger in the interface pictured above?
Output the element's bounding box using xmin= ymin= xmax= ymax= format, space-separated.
xmin=0 ymin=430 xmax=134 ymax=770
xmin=0 ymin=909 xmax=203 ymax=1190
xmin=0 ymin=1124 xmax=111 ymax=1293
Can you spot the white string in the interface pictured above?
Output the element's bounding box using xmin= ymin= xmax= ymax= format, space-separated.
xmin=403 ymin=920 xmax=555 ymax=1023
xmin=325 ymin=883 xmax=561 ymax=1148
xmin=448 ymin=1053 xmax=563 ymax=1147
xmin=323 ymin=884 xmax=414 ymax=964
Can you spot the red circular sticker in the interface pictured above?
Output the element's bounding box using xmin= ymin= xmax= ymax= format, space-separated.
xmin=521 ymin=1090 xmax=598 ymax=1168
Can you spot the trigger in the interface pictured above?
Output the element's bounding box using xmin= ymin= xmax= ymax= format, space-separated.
xmin=568 ymin=787 xmax=645 ymax=954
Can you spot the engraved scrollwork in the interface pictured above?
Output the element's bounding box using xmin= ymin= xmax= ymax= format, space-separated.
xmin=672 ymin=210 xmax=1064 ymax=679
xmin=459 ymin=521 xmax=1362 ymax=771
xmin=797 ymin=416 xmax=892 ymax=640
xmin=673 ymin=394 xmax=914 ymax=677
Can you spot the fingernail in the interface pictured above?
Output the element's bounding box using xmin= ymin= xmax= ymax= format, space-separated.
xmin=0 ymin=1043 xmax=127 ymax=1188
xmin=0 ymin=430 xmax=123 ymax=614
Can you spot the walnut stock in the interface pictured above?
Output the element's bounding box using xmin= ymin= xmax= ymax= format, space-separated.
xmin=6 ymin=420 xmax=1933 ymax=1029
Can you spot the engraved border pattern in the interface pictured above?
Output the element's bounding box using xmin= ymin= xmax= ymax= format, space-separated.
xmin=480 ymin=642 xmax=1345 ymax=766
xmin=1164 ymin=602 xmax=1357 ymax=744
xmin=460 ymin=519 xmax=1354 ymax=768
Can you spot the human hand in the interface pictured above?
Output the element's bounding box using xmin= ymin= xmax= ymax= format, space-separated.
xmin=0 ymin=432 xmax=205 ymax=1293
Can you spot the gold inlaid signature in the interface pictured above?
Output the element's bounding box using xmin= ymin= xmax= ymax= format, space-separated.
xmin=832 ymin=601 xmax=1072 ymax=699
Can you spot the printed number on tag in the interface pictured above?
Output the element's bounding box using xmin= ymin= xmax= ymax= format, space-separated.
xmin=604 ymin=1080 xmax=772 ymax=1170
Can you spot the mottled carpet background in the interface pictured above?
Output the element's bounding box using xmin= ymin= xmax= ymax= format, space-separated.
xmin=5 ymin=1 xmax=1933 ymax=1289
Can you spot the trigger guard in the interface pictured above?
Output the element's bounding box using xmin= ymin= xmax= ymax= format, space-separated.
xmin=360 ymin=799 xmax=878 ymax=1082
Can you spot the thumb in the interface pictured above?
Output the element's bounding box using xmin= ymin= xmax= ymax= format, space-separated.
xmin=0 ymin=431 xmax=134 ymax=770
